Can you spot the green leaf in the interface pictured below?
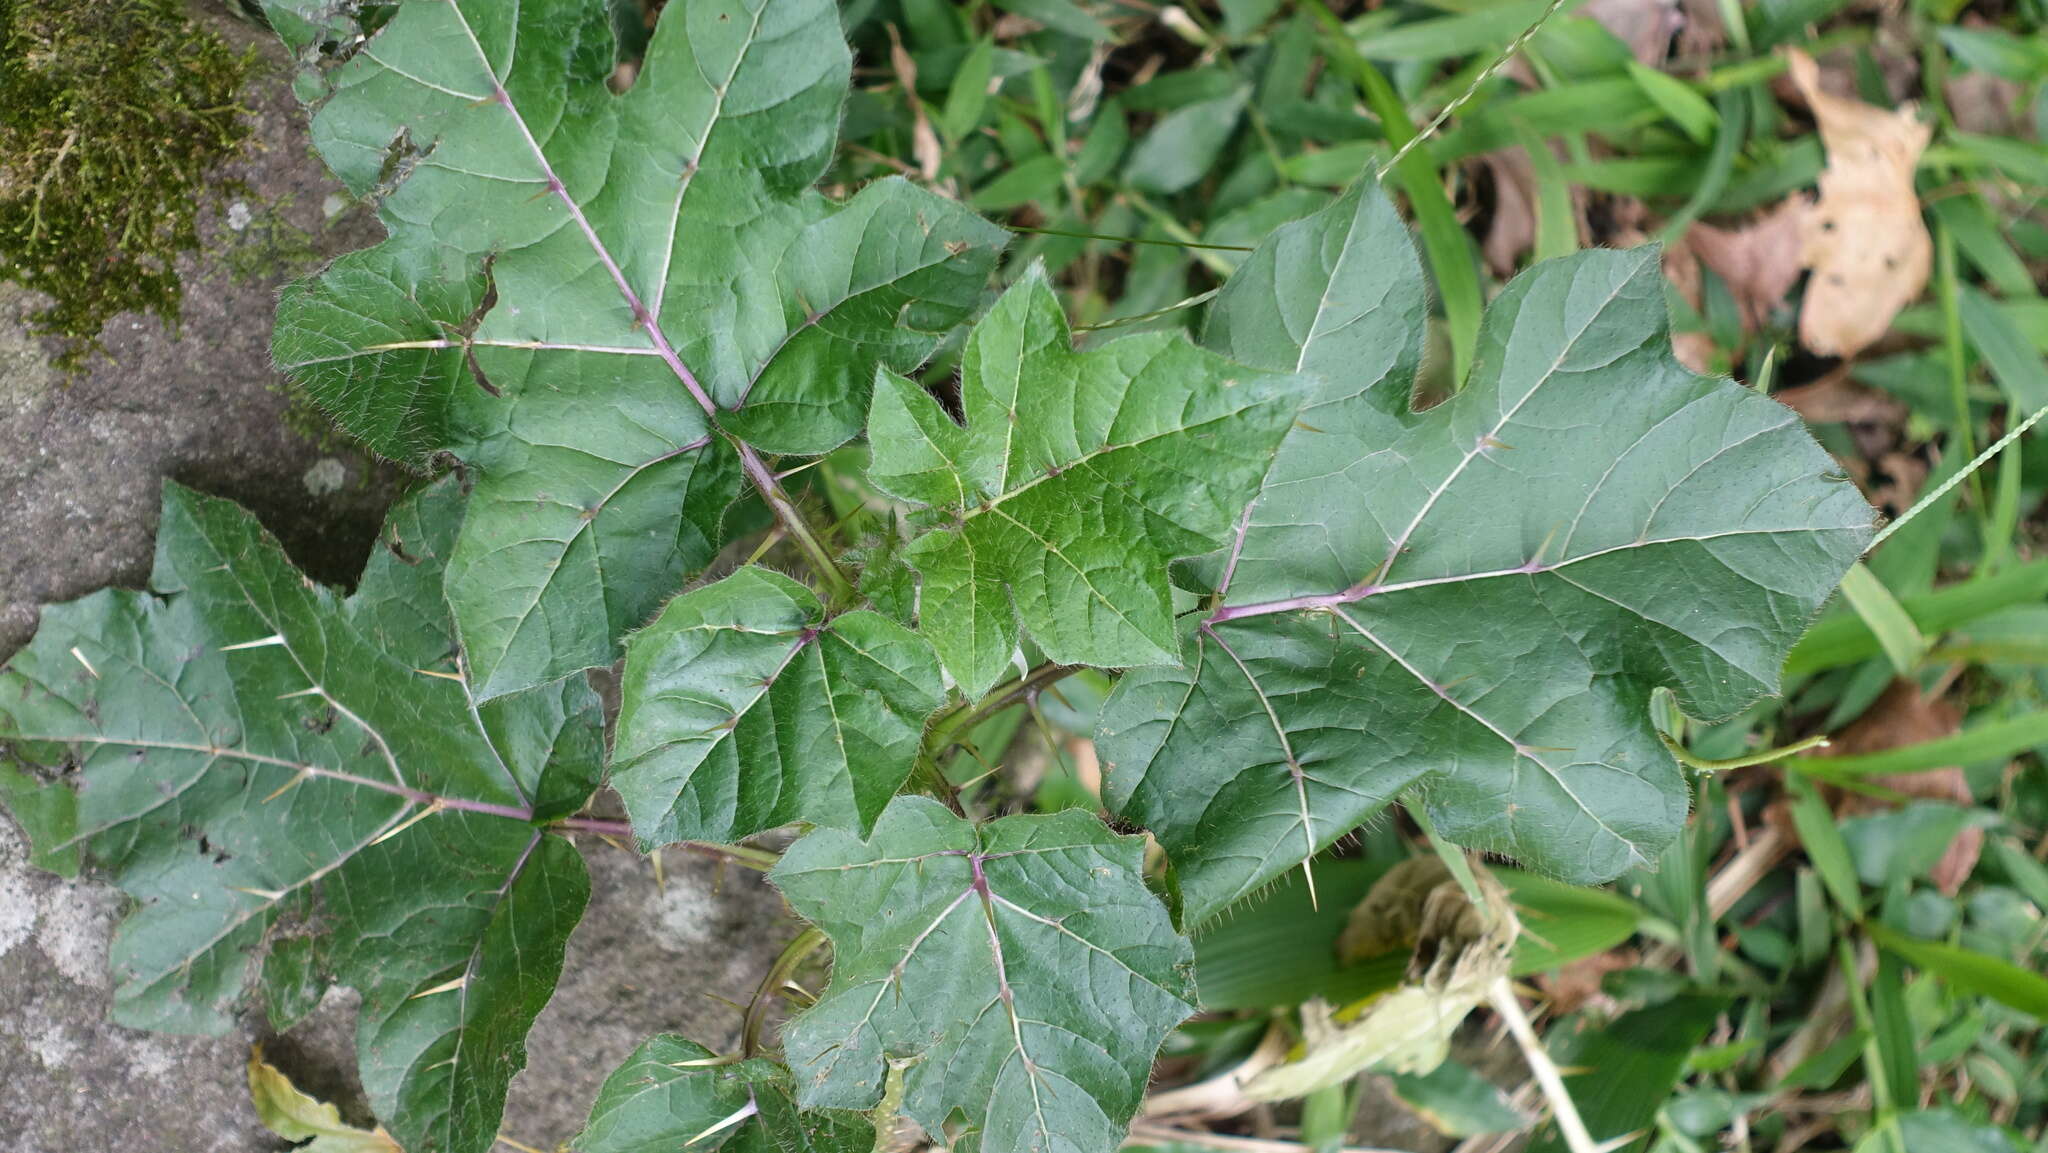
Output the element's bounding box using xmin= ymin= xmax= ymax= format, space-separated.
xmin=1960 ymin=284 xmax=2048 ymax=411
xmin=1837 ymin=562 xmax=1929 ymax=675
xmin=0 ymin=480 xmax=594 ymax=1153
xmin=772 ymin=797 xmax=1198 ymax=1153
xmin=1525 ymin=993 xmax=1730 ymax=1153
xmin=1386 ymin=1060 xmax=1530 ymax=1138
xmin=612 ymin=566 xmax=944 ymax=847
xmin=866 ymin=267 xmax=1297 ymax=698
xmin=989 ymin=0 xmax=1112 ymax=41
xmin=1099 ymin=182 xmax=1873 ymax=925
xmin=1124 ymin=87 xmax=1250 ymax=195
xmin=1886 ymin=1109 xmax=2021 ymax=1153
xmin=1625 ymin=62 xmax=1719 ymax=145
xmin=939 ymin=37 xmax=997 ymax=141
xmin=1869 ymin=924 xmax=2048 ymax=1020
xmin=265 ymin=0 xmax=1005 ymax=700
xmin=573 ymin=1037 xmax=871 ymax=1153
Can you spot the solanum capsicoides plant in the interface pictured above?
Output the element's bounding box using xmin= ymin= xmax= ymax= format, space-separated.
xmin=0 ymin=1 xmax=1872 ymax=1151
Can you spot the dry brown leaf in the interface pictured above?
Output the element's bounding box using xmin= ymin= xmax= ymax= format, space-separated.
xmin=1480 ymin=149 xmax=1539 ymax=277
xmin=1866 ymin=450 xmax=1929 ymax=515
xmin=1828 ymin=680 xmax=1981 ymax=895
xmin=1787 ymin=48 xmax=1932 ymax=359
xmin=1677 ymin=0 xmax=1725 ymax=56
xmin=1661 ymin=237 xmax=1717 ymax=373
xmin=886 ymin=25 xmax=942 ymax=182
xmin=1688 ymin=198 xmax=1810 ymax=332
xmin=1660 ymin=198 xmax=1805 ymax=372
xmin=1946 ymin=71 xmax=2029 ymax=137
xmin=1771 ymin=370 xmax=1907 ymax=426
xmin=1538 ymin=947 xmax=1639 ymax=1017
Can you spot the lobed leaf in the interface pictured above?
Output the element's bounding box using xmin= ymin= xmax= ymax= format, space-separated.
xmin=1098 ymin=182 xmax=1875 ymax=925
xmin=0 ymin=478 xmax=594 ymax=1153
xmin=265 ymin=0 xmax=1006 ymax=699
xmin=772 ymin=796 xmax=1198 ymax=1153
xmin=612 ymin=566 xmax=945 ymax=847
xmin=867 ymin=267 xmax=1298 ymax=698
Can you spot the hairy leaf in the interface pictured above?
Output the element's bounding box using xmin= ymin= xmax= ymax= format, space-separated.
xmin=866 ymin=267 xmax=1297 ymax=697
xmin=612 ymin=566 xmax=944 ymax=847
xmin=266 ymin=0 xmax=1006 ymax=699
xmin=0 ymin=479 xmax=595 ymax=1153
xmin=1098 ymin=183 xmax=1873 ymax=925
xmin=773 ymin=796 xmax=1197 ymax=1153
xmin=574 ymin=1036 xmax=871 ymax=1153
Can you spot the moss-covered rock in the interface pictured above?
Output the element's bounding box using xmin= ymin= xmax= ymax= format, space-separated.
xmin=0 ymin=0 xmax=255 ymax=369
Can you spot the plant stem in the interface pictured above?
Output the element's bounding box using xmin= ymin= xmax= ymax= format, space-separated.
xmin=1868 ymin=399 xmax=2048 ymax=553
xmin=1489 ymin=978 xmax=1600 ymax=1153
xmin=743 ymin=926 xmax=827 ymax=1058
xmin=736 ymin=445 xmax=857 ymax=606
xmin=546 ymin=817 xmax=780 ymax=870
xmin=924 ymin=662 xmax=1080 ymax=756
xmin=1005 ymin=223 xmax=1253 ymax=252
xmin=485 ymin=75 xmax=857 ymax=606
xmin=1655 ymin=729 xmax=1833 ymax=772
xmin=1406 ymin=799 xmax=1487 ymax=910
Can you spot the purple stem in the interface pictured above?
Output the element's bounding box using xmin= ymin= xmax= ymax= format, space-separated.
xmin=489 ymin=83 xmax=854 ymax=603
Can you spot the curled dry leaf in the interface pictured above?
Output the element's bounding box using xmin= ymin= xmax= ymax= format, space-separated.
xmin=1827 ymin=680 xmax=1981 ymax=895
xmin=1245 ymin=859 xmax=1519 ymax=1100
xmin=1787 ymin=48 xmax=1933 ymax=358
xmin=248 ymin=1046 xmax=401 ymax=1153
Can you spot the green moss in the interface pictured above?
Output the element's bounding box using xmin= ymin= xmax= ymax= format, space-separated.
xmin=0 ymin=0 xmax=256 ymax=370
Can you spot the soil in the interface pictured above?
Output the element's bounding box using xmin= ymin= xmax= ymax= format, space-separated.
xmin=0 ymin=8 xmax=792 ymax=1150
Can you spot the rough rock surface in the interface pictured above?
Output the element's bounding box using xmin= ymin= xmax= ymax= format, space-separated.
xmin=0 ymin=10 xmax=793 ymax=1150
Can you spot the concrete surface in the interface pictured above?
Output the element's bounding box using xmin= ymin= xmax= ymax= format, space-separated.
xmin=0 ymin=9 xmax=794 ymax=1150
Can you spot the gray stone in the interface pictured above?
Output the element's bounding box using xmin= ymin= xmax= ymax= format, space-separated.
xmin=0 ymin=10 xmax=794 ymax=1150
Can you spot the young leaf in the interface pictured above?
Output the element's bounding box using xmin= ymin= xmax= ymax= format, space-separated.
xmin=0 ymin=479 xmax=595 ymax=1153
xmin=612 ymin=566 xmax=944 ymax=847
xmin=772 ymin=797 xmax=1198 ymax=1153
xmin=264 ymin=0 xmax=1006 ymax=700
xmin=1099 ymin=182 xmax=1874 ymax=924
xmin=866 ymin=267 xmax=1297 ymax=698
xmin=574 ymin=1037 xmax=871 ymax=1153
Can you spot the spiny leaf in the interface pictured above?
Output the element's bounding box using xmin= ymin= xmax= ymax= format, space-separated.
xmin=612 ymin=566 xmax=945 ymax=847
xmin=266 ymin=0 xmax=1006 ymax=700
xmin=0 ymin=478 xmax=593 ymax=1153
xmin=772 ymin=797 xmax=1198 ymax=1153
xmin=1098 ymin=181 xmax=1874 ymax=925
xmin=866 ymin=266 xmax=1298 ymax=698
xmin=573 ymin=1036 xmax=871 ymax=1153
